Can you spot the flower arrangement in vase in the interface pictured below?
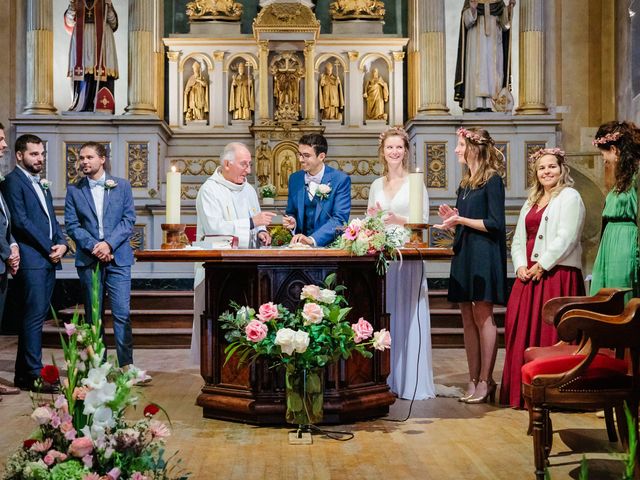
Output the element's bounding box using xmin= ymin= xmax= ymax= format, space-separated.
xmin=332 ymin=211 xmax=409 ymax=274
xmin=219 ymin=274 xmax=390 ymax=429
xmin=2 ymin=270 xmax=188 ymax=480
xmin=258 ymin=184 xmax=276 ymax=205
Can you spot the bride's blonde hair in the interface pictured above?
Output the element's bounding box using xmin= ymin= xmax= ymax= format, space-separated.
xmin=378 ymin=126 xmax=410 ymax=176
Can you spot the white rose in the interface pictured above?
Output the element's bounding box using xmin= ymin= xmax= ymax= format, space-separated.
xmin=302 ymin=303 xmax=323 ymax=325
xmin=31 ymin=406 xmax=53 ymax=425
xmin=292 ymin=330 xmax=310 ymax=354
xmin=318 ymin=289 xmax=336 ymax=304
xmin=274 ymin=328 xmax=296 ymax=355
xmin=317 ymin=184 xmax=331 ymax=195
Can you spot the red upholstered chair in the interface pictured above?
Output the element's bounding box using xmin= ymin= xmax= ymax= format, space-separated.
xmin=523 ymin=288 xmax=629 ymax=439
xmin=521 ymin=297 xmax=640 ymax=480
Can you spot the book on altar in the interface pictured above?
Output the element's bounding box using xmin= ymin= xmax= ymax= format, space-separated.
xmin=192 ymin=235 xmax=239 ymax=249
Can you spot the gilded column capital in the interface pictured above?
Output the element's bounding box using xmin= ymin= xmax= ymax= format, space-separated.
xmin=167 ymin=51 xmax=181 ymax=62
xmin=348 ymin=51 xmax=359 ymax=61
xmin=392 ymin=51 xmax=405 ymax=61
xmin=213 ymin=51 xmax=225 ymax=62
xmin=258 ymin=40 xmax=270 ymax=54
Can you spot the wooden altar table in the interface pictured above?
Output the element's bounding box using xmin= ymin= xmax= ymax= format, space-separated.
xmin=135 ymin=248 xmax=452 ymax=424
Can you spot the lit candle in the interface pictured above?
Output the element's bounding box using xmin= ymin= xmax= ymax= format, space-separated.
xmin=166 ymin=166 xmax=181 ymax=224
xmin=408 ymin=169 xmax=423 ymax=224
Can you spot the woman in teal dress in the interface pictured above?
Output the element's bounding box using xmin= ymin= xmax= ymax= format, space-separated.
xmin=590 ymin=121 xmax=640 ymax=300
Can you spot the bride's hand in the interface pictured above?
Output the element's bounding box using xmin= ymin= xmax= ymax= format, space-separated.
xmin=367 ymin=201 xmax=383 ymax=216
xmin=383 ymin=212 xmax=407 ymax=226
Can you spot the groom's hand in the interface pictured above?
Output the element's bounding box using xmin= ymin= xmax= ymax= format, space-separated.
xmin=282 ymin=215 xmax=296 ymax=231
xmin=290 ymin=234 xmax=314 ymax=246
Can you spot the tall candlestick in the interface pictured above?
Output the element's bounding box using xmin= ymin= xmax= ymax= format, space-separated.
xmin=408 ymin=170 xmax=424 ymax=223
xmin=166 ymin=166 xmax=181 ymax=224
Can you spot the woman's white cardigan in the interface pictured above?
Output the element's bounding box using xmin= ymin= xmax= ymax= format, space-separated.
xmin=511 ymin=187 xmax=585 ymax=272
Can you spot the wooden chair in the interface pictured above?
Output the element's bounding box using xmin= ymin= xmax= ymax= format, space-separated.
xmin=523 ymin=288 xmax=629 ymax=439
xmin=521 ymin=296 xmax=640 ymax=480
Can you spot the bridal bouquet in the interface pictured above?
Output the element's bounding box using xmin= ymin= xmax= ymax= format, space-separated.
xmin=332 ymin=211 xmax=409 ymax=274
xmin=3 ymin=271 xmax=188 ymax=480
xmin=219 ymin=274 xmax=391 ymax=371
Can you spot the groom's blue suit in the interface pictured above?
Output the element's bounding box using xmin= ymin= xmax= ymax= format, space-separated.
xmin=65 ymin=174 xmax=136 ymax=366
xmin=286 ymin=165 xmax=351 ymax=247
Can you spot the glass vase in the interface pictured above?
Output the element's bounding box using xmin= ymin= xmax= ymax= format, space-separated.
xmin=285 ymin=366 xmax=324 ymax=426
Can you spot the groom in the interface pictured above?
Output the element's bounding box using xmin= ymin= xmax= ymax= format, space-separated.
xmin=284 ymin=133 xmax=351 ymax=246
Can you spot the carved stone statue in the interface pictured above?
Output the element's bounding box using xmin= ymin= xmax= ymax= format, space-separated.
xmin=270 ymin=52 xmax=305 ymax=122
xmin=183 ymin=62 xmax=209 ymax=122
xmin=329 ymin=0 xmax=385 ymax=20
xmin=186 ymin=0 xmax=243 ymax=21
xmin=319 ymin=62 xmax=344 ymax=121
xmin=64 ymin=0 xmax=119 ymax=113
xmin=363 ymin=68 xmax=389 ymax=121
xmin=279 ymin=153 xmax=294 ymax=190
xmin=229 ymin=62 xmax=254 ymax=120
xmin=256 ymin=140 xmax=272 ymax=185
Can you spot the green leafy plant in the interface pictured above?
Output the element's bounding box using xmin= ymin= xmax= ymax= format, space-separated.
xmin=258 ymin=183 xmax=276 ymax=198
xmin=269 ymin=225 xmax=293 ymax=246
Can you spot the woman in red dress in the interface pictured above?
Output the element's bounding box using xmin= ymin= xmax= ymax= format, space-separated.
xmin=499 ymin=148 xmax=586 ymax=408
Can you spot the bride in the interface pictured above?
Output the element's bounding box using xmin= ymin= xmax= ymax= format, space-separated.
xmin=367 ymin=127 xmax=435 ymax=400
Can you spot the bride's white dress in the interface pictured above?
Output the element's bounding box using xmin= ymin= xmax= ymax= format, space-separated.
xmin=368 ymin=177 xmax=435 ymax=400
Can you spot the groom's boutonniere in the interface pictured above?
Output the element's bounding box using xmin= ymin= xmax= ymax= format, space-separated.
xmin=316 ymin=183 xmax=331 ymax=200
xmin=39 ymin=178 xmax=50 ymax=190
xmin=104 ymin=179 xmax=118 ymax=190
xmin=0 ymin=173 xmax=5 ymax=183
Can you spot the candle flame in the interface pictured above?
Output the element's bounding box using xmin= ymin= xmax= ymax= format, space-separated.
xmin=171 ymin=166 xmax=176 ymax=173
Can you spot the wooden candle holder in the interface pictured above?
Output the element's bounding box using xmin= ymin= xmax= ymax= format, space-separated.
xmin=161 ymin=223 xmax=187 ymax=249
xmin=404 ymin=223 xmax=429 ymax=249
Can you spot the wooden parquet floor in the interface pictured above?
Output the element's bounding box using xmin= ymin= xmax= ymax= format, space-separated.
xmin=0 ymin=336 xmax=625 ymax=479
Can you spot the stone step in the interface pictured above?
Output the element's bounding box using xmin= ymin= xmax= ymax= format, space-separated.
xmin=57 ymin=308 xmax=193 ymax=329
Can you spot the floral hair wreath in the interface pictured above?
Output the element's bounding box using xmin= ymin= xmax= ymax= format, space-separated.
xmin=378 ymin=126 xmax=408 ymax=146
xmin=592 ymin=131 xmax=623 ymax=146
xmin=456 ymin=127 xmax=485 ymax=144
xmin=529 ymin=147 xmax=565 ymax=163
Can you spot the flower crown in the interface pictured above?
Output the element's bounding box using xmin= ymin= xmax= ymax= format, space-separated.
xmin=529 ymin=147 xmax=565 ymax=163
xmin=592 ymin=131 xmax=622 ymax=146
xmin=379 ymin=127 xmax=408 ymax=146
xmin=456 ymin=127 xmax=485 ymax=144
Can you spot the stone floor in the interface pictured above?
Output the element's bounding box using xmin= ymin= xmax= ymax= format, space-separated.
xmin=0 ymin=336 xmax=625 ymax=479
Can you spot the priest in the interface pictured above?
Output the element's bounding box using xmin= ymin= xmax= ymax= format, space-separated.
xmin=191 ymin=142 xmax=275 ymax=363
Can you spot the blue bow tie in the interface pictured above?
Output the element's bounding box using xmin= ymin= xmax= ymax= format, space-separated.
xmin=89 ymin=179 xmax=105 ymax=188
xmin=304 ymin=173 xmax=322 ymax=185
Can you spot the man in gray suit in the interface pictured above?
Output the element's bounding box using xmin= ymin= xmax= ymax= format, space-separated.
xmin=0 ymin=123 xmax=21 ymax=397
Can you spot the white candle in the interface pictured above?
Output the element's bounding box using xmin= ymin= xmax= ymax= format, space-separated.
xmin=408 ymin=171 xmax=423 ymax=224
xmin=166 ymin=166 xmax=181 ymax=224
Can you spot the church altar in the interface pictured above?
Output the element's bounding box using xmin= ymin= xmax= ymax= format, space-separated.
xmin=135 ymin=247 xmax=452 ymax=424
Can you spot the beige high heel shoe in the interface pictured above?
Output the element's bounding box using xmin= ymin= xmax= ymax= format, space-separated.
xmin=458 ymin=378 xmax=478 ymax=402
xmin=465 ymin=380 xmax=496 ymax=404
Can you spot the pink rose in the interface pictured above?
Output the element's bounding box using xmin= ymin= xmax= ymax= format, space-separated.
xmin=43 ymin=453 xmax=55 ymax=466
xmin=256 ymin=302 xmax=279 ymax=322
xmin=302 ymin=303 xmax=323 ymax=325
xmin=245 ymin=320 xmax=268 ymax=343
xmin=373 ymin=329 xmax=392 ymax=351
xmin=68 ymin=436 xmax=94 ymax=458
xmin=300 ymin=284 xmax=321 ymax=301
xmin=351 ymin=318 xmax=374 ymax=343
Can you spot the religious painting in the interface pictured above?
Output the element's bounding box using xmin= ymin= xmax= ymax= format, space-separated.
xmin=272 ymin=141 xmax=300 ymax=198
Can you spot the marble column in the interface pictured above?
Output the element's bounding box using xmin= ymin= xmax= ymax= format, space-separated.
xmin=24 ymin=0 xmax=56 ymax=114
xmin=212 ymin=51 xmax=225 ymax=127
xmin=391 ymin=52 xmax=405 ymax=125
xmin=347 ymin=51 xmax=362 ymax=127
xmin=167 ymin=51 xmax=180 ymax=127
xmin=258 ymin=41 xmax=270 ymax=121
xmin=407 ymin=0 xmax=448 ymax=117
xmin=516 ymin=0 xmax=548 ymax=114
xmin=303 ymin=41 xmax=316 ymax=122
xmin=125 ymin=0 xmax=160 ymax=115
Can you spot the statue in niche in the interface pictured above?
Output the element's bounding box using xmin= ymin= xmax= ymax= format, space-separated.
xmin=270 ymin=52 xmax=305 ymax=122
xmin=256 ymin=140 xmax=272 ymax=186
xmin=279 ymin=153 xmax=294 ymax=190
xmin=363 ymin=68 xmax=389 ymax=121
xmin=229 ymin=62 xmax=255 ymax=121
xmin=329 ymin=0 xmax=385 ymax=20
xmin=319 ymin=62 xmax=344 ymax=121
xmin=186 ymin=0 xmax=243 ymax=21
xmin=64 ymin=0 xmax=119 ymax=113
xmin=183 ymin=61 xmax=209 ymax=122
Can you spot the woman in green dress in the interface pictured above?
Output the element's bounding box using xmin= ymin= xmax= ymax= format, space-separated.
xmin=590 ymin=121 xmax=640 ymax=300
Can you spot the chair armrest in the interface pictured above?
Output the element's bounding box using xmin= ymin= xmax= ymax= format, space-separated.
xmin=541 ymin=288 xmax=630 ymax=326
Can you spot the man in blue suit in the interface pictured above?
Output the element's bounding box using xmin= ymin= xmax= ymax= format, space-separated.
xmin=283 ymin=133 xmax=351 ymax=246
xmin=64 ymin=142 xmax=139 ymax=374
xmin=0 ymin=134 xmax=68 ymax=391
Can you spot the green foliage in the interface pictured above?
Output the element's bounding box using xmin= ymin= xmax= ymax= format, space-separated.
xmin=269 ymin=225 xmax=293 ymax=246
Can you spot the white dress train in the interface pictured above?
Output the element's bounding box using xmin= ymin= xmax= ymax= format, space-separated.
xmin=368 ymin=177 xmax=435 ymax=400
